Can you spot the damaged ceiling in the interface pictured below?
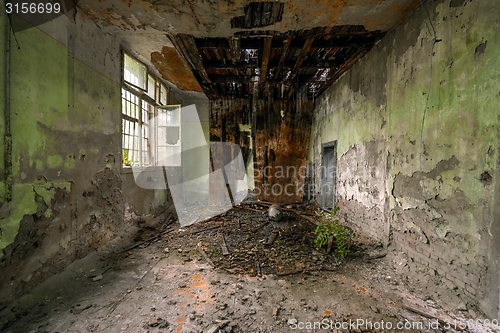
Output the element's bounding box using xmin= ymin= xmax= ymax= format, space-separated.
xmin=76 ymin=0 xmax=420 ymax=99
xmin=171 ymin=26 xmax=385 ymax=99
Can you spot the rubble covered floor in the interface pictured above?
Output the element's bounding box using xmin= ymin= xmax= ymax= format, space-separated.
xmin=0 ymin=204 xmax=494 ymax=333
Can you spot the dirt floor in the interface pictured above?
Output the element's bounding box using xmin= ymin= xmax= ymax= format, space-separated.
xmin=0 ymin=202 xmax=497 ymax=333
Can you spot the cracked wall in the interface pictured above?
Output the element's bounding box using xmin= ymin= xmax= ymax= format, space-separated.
xmin=310 ymin=0 xmax=500 ymax=319
xmin=0 ymin=10 xmax=169 ymax=305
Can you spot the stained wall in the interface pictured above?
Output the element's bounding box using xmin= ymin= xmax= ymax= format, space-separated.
xmin=0 ymin=10 xmax=171 ymax=304
xmin=310 ymin=0 xmax=500 ymax=318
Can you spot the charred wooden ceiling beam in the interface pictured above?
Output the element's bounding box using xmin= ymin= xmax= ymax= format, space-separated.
xmin=203 ymin=59 xmax=341 ymax=70
xmin=195 ymin=33 xmax=382 ymax=50
xmin=230 ymin=2 xmax=284 ymax=29
xmin=291 ymin=35 xmax=381 ymax=48
xmin=285 ymin=37 xmax=314 ymax=98
xmin=204 ymin=61 xmax=260 ymax=70
xmin=196 ymin=38 xmax=254 ymax=49
xmin=229 ymin=37 xmax=241 ymax=64
xmin=170 ymin=34 xmax=211 ymax=84
xmin=208 ymin=75 xmax=258 ymax=83
xmin=316 ymin=46 xmax=370 ymax=97
xmin=260 ymin=37 xmax=272 ymax=82
xmin=276 ymin=35 xmax=292 ymax=80
xmin=200 ymin=83 xmax=218 ymax=99
xmin=207 ymin=73 xmax=328 ymax=85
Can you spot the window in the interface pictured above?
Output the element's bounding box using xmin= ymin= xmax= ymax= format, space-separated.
xmin=122 ymin=51 xmax=177 ymax=167
xmin=124 ymin=53 xmax=147 ymax=90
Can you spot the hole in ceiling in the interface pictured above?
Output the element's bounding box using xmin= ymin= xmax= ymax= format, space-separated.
xmin=231 ymin=2 xmax=284 ymax=29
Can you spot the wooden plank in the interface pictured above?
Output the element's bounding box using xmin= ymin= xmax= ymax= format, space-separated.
xmin=260 ymin=37 xmax=272 ymax=82
xmin=176 ymin=34 xmax=211 ymax=84
xmin=266 ymin=231 xmax=278 ymax=245
xmin=220 ymin=234 xmax=230 ymax=256
xmin=205 ymin=59 xmax=340 ymax=71
xmin=169 ymin=34 xmax=198 ymax=75
xmin=197 ymin=32 xmax=382 ymax=49
xmin=205 ymin=320 xmax=230 ymax=333
xmin=316 ymin=47 xmax=369 ymax=97
xmin=285 ymin=36 xmax=315 ymax=98
xmin=272 ymin=2 xmax=284 ymax=24
xmin=253 ymin=2 xmax=262 ymax=28
xmin=229 ymin=36 xmax=240 ymax=64
xmin=197 ymin=244 xmax=214 ymax=267
xmin=243 ymin=3 xmax=253 ymax=28
xmin=402 ymin=301 xmax=464 ymax=331
xmin=286 ymin=35 xmax=380 ymax=48
xmin=276 ymin=35 xmax=293 ymax=79
xmin=262 ymin=2 xmax=272 ymax=26
xmin=208 ymin=75 xmax=256 ymax=83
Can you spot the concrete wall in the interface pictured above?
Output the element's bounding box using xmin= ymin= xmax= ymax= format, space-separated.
xmin=0 ymin=10 xmax=171 ymax=304
xmin=310 ymin=0 xmax=500 ymax=319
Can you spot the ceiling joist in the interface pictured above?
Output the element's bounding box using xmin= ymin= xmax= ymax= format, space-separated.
xmin=172 ymin=26 xmax=385 ymax=100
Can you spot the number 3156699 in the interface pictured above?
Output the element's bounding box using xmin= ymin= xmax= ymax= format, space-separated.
xmin=5 ymin=2 xmax=61 ymax=14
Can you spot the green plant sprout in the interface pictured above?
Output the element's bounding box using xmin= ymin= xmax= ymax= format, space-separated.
xmin=314 ymin=207 xmax=354 ymax=258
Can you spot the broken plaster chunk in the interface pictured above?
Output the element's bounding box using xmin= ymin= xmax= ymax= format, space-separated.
xmin=148 ymin=317 xmax=169 ymax=328
xmin=92 ymin=274 xmax=103 ymax=282
xmin=206 ymin=320 xmax=229 ymax=333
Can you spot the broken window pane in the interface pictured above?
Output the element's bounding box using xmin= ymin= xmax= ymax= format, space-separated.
xmin=124 ymin=53 xmax=147 ymax=90
xmin=147 ymin=74 xmax=156 ymax=100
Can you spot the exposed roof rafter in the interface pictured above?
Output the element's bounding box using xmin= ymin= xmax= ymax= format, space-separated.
xmin=172 ymin=26 xmax=385 ymax=100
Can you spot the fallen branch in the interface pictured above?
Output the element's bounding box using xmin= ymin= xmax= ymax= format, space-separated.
xmin=180 ymin=224 xmax=222 ymax=237
xmin=251 ymin=221 xmax=271 ymax=233
xmin=266 ymin=231 xmax=278 ymax=245
xmin=402 ymin=301 xmax=463 ymax=331
xmin=121 ymin=234 xmax=160 ymax=253
xmin=276 ymin=268 xmax=304 ymax=276
xmin=237 ymin=205 xmax=266 ymax=213
xmin=286 ymin=209 xmax=318 ymax=225
xmin=197 ymin=245 xmax=214 ymax=267
xmin=220 ymin=234 xmax=230 ymax=256
xmin=205 ymin=320 xmax=230 ymax=333
xmin=240 ymin=201 xmax=272 ymax=207
xmin=161 ymin=228 xmax=175 ymax=235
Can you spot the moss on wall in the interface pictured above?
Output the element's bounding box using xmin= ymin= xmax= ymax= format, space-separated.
xmin=310 ymin=0 xmax=500 ymax=318
xmin=0 ymin=11 xmax=127 ymax=305
xmin=0 ymin=11 xmax=6 ymax=202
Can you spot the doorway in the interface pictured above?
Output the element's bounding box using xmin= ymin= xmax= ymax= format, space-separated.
xmin=321 ymin=141 xmax=337 ymax=210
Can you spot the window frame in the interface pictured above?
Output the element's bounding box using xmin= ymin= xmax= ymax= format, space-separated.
xmin=123 ymin=53 xmax=148 ymax=91
xmin=121 ymin=50 xmax=174 ymax=169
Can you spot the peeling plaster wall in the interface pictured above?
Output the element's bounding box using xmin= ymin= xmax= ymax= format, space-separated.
xmin=0 ymin=11 xmax=6 ymax=202
xmin=0 ymin=10 xmax=169 ymax=305
xmin=310 ymin=0 xmax=500 ymax=319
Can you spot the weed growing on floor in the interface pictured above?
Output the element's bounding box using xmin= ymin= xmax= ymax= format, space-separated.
xmin=314 ymin=207 xmax=354 ymax=258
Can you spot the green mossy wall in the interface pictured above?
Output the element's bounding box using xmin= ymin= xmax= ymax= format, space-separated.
xmin=310 ymin=0 xmax=500 ymax=319
xmin=0 ymin=12 xmax=125 ymax=304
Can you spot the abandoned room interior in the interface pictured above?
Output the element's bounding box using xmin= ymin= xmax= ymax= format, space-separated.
xmin=0 ymin=0 xmax=499 ymax=332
